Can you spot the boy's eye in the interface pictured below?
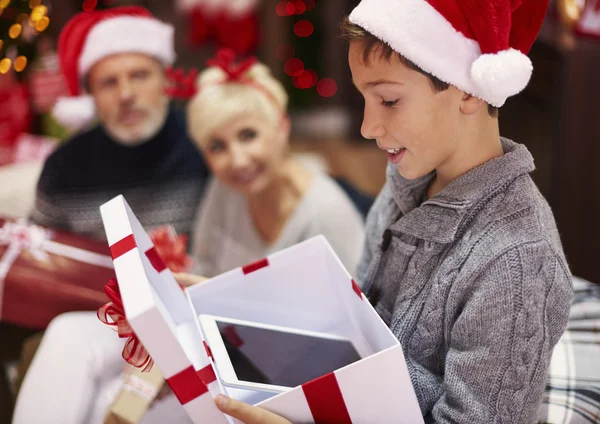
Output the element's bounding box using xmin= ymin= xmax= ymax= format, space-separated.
xmin=381 ymin=99 xmax=399 ymax=108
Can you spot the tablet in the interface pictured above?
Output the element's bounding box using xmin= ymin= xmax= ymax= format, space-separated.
xmin=199 ymin=314 xmax=362 ymax=394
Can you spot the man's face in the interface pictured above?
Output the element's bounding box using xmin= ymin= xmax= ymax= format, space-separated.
xmin=88 ymin=53 xmax=169 ymax=146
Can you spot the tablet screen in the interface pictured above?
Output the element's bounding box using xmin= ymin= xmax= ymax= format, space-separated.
xmin=216 ymin=320 xmax=361 ymax=388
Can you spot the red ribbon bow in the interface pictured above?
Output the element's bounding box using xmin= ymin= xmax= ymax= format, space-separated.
xmin=148 ymin=226 xmax=193 ymax=273
xmin=165 ymin=49 xmax=258 ymax=100
xmin=97 ymin=278 xmax=153 ymax=371
xmin=165 ymin=67 xmax=199 ymax=99
xmin=206 ymin=48 xmax=257 ymax=82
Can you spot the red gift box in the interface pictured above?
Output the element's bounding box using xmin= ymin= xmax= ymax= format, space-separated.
xmin=0 ymin=217 xmax=115 ymax=329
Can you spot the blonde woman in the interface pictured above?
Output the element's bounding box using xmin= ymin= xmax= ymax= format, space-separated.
xmin=186 ymin=50 xmax=365 ymax=277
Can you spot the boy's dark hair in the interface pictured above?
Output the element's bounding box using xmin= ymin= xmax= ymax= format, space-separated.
xmin=340 ymin=17 xmax=499 ymax=118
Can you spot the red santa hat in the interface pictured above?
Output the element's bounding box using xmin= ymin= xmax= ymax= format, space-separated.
xmin=53 ymin=6 xmax=176 ymax=130
xmin=349 ymin=0 xmax=549 ymax=107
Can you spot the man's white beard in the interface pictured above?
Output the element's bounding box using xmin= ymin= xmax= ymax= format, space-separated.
xmin=105 ymin=101 xmax=169 ymax=147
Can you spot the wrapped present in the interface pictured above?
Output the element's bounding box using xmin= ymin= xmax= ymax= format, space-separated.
xmin=99 ymin=195 xmax=423 ymax=424
xmin=104 ymin=365 xmax=165 ymax=424
xmin=0 ymin=217 xmax=115 ymax=329
xmin=11 ymin=133 xmax=57 ymax=165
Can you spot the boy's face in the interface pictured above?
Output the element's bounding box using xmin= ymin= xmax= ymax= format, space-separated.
xmin=349 ymin=41 xmax=464 ymax=180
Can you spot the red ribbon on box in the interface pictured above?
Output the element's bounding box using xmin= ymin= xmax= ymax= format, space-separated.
xmin=302 ymin=373 xmax=352 ymax=424
xmin=97 ymin=278 xmax=154 ymax=372
xmin=167 ymin=365 xmax=209 ymax=405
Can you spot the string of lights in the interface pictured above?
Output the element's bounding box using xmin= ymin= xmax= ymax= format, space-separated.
xmin=275 ymin=0 xmax=337 ymax=98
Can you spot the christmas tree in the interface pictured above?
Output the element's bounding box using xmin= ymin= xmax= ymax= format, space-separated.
xmin=0 ymin=0 xmax=52 ymax=78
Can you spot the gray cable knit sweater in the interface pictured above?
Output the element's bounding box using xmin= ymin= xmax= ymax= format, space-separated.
xmin=357 ymin=139 xmax=572 ymax=423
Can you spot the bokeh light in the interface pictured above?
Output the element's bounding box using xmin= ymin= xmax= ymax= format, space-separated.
xmin=294 ymin=70 xmax=313 ymax=89
xmin=14 ymin=55 xmax=27 ymax=72
xmin=317 ymin=78 xmax=338 ymax=97
xmin=284 ymin=58 xmax=304 ymax=77
xmin=83 ymin=0 xmax=98 ymax=11
xmin=0 ymin=58 xmax=12 ymax=74
xmin=294 ymin=20 xmax=314 ymax=37
xmin=9 ymin=24 xmax=22 ymax=39
xmin=275 ymin=1 xmax=295 ymax=17
xmin=31 ymin=5 xmax=47 ymax=22
xmin=35 ymin=16 xmax=49 ymax=32
xmin=294 ymin=0 xmax=306 ymax=15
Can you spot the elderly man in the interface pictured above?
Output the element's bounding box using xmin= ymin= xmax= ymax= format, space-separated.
xmin=30 ymin=6 xmax=209 ymax=240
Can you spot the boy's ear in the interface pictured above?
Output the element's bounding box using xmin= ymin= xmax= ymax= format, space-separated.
xmin=459 ymin=93 xmax=487 ymax=116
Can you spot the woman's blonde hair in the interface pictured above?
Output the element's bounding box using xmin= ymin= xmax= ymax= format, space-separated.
xmin=186 ymin=62 xmax=288 ymax=145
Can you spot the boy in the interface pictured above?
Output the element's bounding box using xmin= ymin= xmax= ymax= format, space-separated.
xmin=215 ymin=0 xmax=573 ymax=422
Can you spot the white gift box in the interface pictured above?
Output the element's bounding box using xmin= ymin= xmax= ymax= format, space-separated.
xmin=100 ymin=195 xmax=423 ymax=424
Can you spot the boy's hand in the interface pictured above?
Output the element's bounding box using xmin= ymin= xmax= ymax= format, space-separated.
xmin=173 ymin=272 xmax=208 ymax=287
xmin=215 ymin=395 xmax=292 ymax=424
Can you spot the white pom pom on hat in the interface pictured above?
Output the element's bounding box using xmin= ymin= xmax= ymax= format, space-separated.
xmin=52 ymin=95 xmax=97 ymax=131
xmin=349 ymin=0 xmax=548 ymax=107
xmin=471 ymin=48 xmax=533 ymax=108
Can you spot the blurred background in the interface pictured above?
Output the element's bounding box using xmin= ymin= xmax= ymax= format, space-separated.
xmin=0 ymin=0 xmax=599 ymax=421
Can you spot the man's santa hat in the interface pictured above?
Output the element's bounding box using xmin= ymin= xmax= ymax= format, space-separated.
xmin=53 ymin=6 xmax=176 ymax=130
xmin=349 ymin=0 xmax=549 ymax=107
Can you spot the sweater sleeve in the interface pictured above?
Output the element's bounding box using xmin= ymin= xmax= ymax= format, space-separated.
xmin=429 ymin=242 xmax=572 ymax=423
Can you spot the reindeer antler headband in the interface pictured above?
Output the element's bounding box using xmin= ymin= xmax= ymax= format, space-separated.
xmin=166 ymin=49 xmax=280 ymax=109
